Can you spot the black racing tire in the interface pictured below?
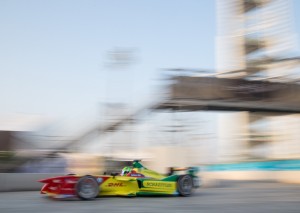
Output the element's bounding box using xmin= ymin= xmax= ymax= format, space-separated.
xmin=177 ymin=175 xmax=193 ymax=197
xmin=75 ymin=176 xmax=100 ymax=200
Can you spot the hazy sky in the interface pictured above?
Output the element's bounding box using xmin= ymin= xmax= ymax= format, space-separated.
xmin=0 ymin=0 xmax=215 ymax=126
xmin=0 ymin=0 xmax=300 ymax=132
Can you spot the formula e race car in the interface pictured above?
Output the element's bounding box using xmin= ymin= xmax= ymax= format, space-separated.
xmin=38 ymin=160 xmax=200 ymax=200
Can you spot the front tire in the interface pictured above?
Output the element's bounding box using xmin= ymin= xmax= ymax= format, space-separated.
xmin=75 ymin=176 xmax=99 ymax=200
xmin=177 ymin=175 xmax=193 ymax=196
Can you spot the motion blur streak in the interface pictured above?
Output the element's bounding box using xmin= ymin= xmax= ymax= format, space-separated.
xmin=0 ymin=0 xmax=300 ymax=212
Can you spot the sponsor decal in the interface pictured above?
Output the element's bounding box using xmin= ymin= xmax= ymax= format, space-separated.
xmin=49 ymin=186 xmax=58 ymax=190
xmin=108 ymin=183 xmax=125 ymax=187
xmin=65 ymin=179 xmax=77 ymax=184
xmin=143 ymin=181 xmax=173 ymax=188
xmin=61 ymin=188 xmax=73 ymax=191
xmin=129 ymin=173 xmax=144 ymax=177
xmin=97 ymin=177 xmax=103 ymax=183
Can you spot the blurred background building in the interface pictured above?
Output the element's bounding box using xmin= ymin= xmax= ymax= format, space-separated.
xmin=216 ymin=0 xmax=300 ymax=163
xmin=1 ymin=0 xmax=300 ymax=178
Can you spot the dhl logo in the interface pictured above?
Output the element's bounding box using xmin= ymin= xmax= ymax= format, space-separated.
xmin=107 ymin=183 xmax=125 ymax=187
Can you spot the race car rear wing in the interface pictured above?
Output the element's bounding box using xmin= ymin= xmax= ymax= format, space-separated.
xmin=168 ymin=167 xmax=199 ymax=176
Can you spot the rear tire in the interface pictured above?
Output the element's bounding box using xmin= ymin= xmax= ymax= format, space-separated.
xmin=177 ymin=175 xmax=193 ymax=196
xmin=75 ymin=176 xmax=99 ymax=200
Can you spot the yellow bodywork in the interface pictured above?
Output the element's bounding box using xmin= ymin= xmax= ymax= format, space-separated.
xmin=100 ymin=176 xmax=139 ymax=196
xmin=133 ymin=168 xmax=166 ymax=180
xmin=99 ymin=175 xmax=177 ymax=196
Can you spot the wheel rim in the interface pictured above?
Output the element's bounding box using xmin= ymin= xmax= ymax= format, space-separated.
xmin=78 ymin=178 xmax=98 ymax=199
xmin=179 ymin=176 xmax=192 ymax=195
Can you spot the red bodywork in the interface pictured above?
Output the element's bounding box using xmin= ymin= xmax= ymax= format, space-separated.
xmin=39 ymin=175 xmax=110 ymax=198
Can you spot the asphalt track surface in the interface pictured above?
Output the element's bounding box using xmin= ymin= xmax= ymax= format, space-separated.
xmin=1 ymin=181 xmax=300 ymax=213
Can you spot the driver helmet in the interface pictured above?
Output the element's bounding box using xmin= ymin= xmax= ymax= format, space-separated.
xmin=121 ymin=166 xmax=132 ymax=176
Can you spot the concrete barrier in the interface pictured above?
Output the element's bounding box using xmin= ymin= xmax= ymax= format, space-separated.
xmin=201 ymin=171 xmax=300 ymax=186
xmin=0 ymin=173 xmax=63 ymax=192
xmin=275 ymin=171 xmax=300 ymax=184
